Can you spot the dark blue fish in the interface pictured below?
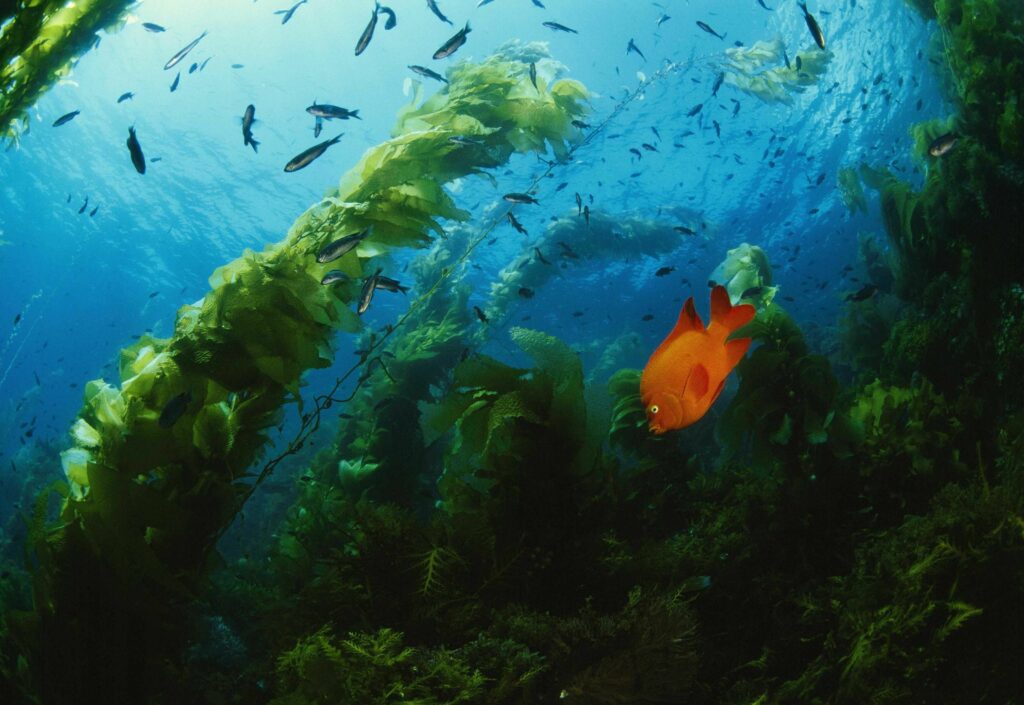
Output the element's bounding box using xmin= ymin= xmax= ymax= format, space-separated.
xmin=696 ymin=20 xmax=725 ymax=39
xmin=542 ymin=21 xmax=577 ymax=34
xmin=126 ymin=127 xmax=146 ymax=174
xmin=117 ymin=91 xmax=134 ymax=103
xmin=159 ymin=391 xmax=192 ymax=428
xmin=274 ymin=0 xmax=308 ymax=25
xmin=627 ymin=38 xmax=646 ymax=60
xmin=426 ymin=0 xmax=453 ymax=25
xmin=142 ymin=22 xmax=166 ymax=33
xmin=52 ymin=110 xmax=80 ymax=127
xmin=169 ymin=72 xmax=180 ymax=92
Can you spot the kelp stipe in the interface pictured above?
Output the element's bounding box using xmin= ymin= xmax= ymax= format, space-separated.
xmin=4 ymin=47 xmax=590 ymax=704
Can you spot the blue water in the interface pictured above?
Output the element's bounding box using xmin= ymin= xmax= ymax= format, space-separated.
xmin=0 ymin=0 xmax=945 ymax=522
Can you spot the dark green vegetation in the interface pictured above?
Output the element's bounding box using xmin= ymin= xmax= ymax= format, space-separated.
xmin=2 ymin=0 xmax=1024 ymax=702
xmin=0 ymin=0 xmax=135 ymax=145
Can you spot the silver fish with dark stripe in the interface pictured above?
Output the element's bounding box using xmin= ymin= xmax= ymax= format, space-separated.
xmin=316 ymin=229 xmax=369 ymax=263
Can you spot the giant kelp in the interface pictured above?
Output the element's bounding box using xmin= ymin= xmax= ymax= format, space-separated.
xmin=3 ymin=46 xmax=589 ymax=704
xmin=0 ymin=0 xmax=134 ymax=145
xmin=721 ymin=38 xmax=832 ymax=106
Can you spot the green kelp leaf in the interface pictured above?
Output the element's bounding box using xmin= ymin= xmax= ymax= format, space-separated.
xmin=770 ymin=414 xmax=793 ymax=445
xmin=838 ymin=166 xmax=868 ymax=213
xmin=453 ymin=354 xmax=527 ymax=394
xmin=723 ymin=38 xmax=832 ymax=106
xmin=193 ymin=402 xmax=234 ymax=459
xmin=420 ymin=391 xmax=478 ymax=446
xmin=484 ymin=391 xmax=543 ymax=459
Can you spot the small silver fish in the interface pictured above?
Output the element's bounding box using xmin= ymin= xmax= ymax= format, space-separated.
xmin=306 ymin=103 xmax=361 ymax=120
xmin=433 ymin=21 xmax=470 ymax=59
xmin=164 ymin=31 xmax=207 ymax=71
xmin=284 ymin=134 xmax=343 ymax=172
xmin=928 ymin=132 xmax=958 ymax=157
xmin=375 ymin=275 xmax=408 ymax=294
xmin=316 ymin=229 xmax=369 ymax=263
xmin=320 ymin=270 xmax=349 ymax=285
xmin=409 ymin=65 xmax=448 ymax=83
xmin=503 ymin=192 xmax=539 ymax=204
xmin=358 ymin=269 xmax=383 ymax=315
xmin=355 ymin=2 xmax=379 ymax=56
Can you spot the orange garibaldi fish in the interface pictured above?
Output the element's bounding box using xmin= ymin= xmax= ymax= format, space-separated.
xmin=641 ymin=285 xmax=756 ymax=434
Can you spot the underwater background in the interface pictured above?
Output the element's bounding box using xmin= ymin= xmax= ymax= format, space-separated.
xmin=1 ymin=0 xmax=1023 ymax=702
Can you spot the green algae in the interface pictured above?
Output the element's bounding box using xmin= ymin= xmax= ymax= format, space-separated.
xmin=0 ymin=0 xmax=134 ymax=145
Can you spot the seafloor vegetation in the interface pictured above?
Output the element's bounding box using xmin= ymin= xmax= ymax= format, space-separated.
xmin=2 ymin=0 xmax=1023 ymax=703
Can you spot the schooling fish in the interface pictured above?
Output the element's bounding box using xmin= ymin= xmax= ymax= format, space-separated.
xmin=543 ymin=21 xmax=578 ymax=34
xmin=845 ymin=284 xmax=878 ymax=302
xmin=117 ymin=91 xmax=134 ymax=103
xmin=409 ymin=64 xmax=448 ymax=83
xmin=798 ymin=2 xmax=826 ymax=50
xmin=284 ymin=133 xmax=343 ymax=172
xmin=52 ymin=110 xmax=80 ymax=127
xmin=378 ymin=5 xmax=397 ymax=29
xmin=170 ymin=71 xmax=180 ymax=92
xmin=159 ymin=391 xmax=192 ymax=428
xmin=687 ymin=102 xmax=704 ymax=117
xmin=434 ymin=21 xmax=471 ymax=59
xmin=626 ymin=38 xmax=646 ymax=61
xmin=126 ymin=126 xmax=146 ymax=174
xmin=507 ymin=212 xmax=528 ymax=235
xmin=355 ymin=2 xmax=379 ymax=56
xmin=473 ymin=306 xmax=489 ymax=323
xmin=928 ymin=132 xmax=958 ymax=157
xmin=657 ymin=13 xmax=671 ymax=26
xmin=320 ymin=270 xmax=349 ymax=285
xmin=426 ymin=0 xmax=453 ymax=25
xmin=375 ymin=275 xmax=409 ymax=294
xmin=78 ymin=196 xmax=89 ymax=214
xmin=143 ymin=22 xmax=166 ymax=33
xmin=696 ymin=20 xmax=725 ymax=40
xmin=188 ymin=62 xmax=198 ymax=74
xmin=89 ymin=205 xmax=98 ymax=217
xmin=358 ymin=269 xmax=383 ymax=315
xmin=575 ymin=192 xmax=583 ymax=214
xmin=164 ymin=31 xmax=207 ymax=70
xmin=274 ymin=0 xmax=308 ymax=25
xmin=655 ymin=266 xmax=675 ymax=277
xmin=314 ymin=116 xmax=323 ymax=137
xmin=641 ymin=286 xmax=755 ymax=433
xmin=529 ymin=61 xmax=538 ymax=90
xmin=316 ymin=229 xmax=369 ymax=263
xmin=757 ymin=0 xmax=774 ymax=9
xmin=504 ymin=192 xmax=539 ymax=204
xmin=242 ymin=104 xmax=259 ymax=153
xmin=306 ymin=102 xmax=361 ymax=120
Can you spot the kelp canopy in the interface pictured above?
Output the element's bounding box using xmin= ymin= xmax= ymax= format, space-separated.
xmin=0 ymin=0 xmax=134 ymax=145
